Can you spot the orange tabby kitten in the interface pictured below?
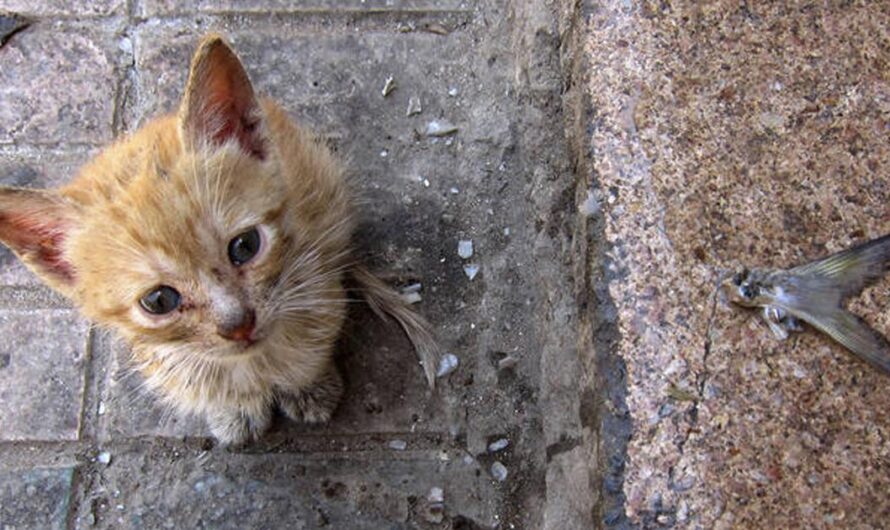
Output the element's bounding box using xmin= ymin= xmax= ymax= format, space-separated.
xmin=0 ymin=34 xmax=438 ymax=445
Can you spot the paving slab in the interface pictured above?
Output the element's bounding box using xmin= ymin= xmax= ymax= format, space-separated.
xmin=0 ymin=466 xmax=76 ymax=529
xmin=0 ymin=22 xmax=121 ymax=146
xmin=138 ymin=0 xmax=471 ymax=17
xmin=576 ymin=1 xmax=890 ymax=527
xmin=75 ymin=445 xmax=499 ymax=529
xmin=0 ymin=1 xmax=122 ymax=17
xmin=0 ymin=309 xmax=88 ymax=441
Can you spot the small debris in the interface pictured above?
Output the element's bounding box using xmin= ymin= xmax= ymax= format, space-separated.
xmin=436 ymin=353 xmax=459 ymax=378
xmin=423 ymin=487 xmax=446 ymax=524
xmin=488 ymin=438 xmax=509 ymax=453
xmin=503 ymin=227 xmax=511 ymax=237
xmin=381 ymin=76 xmax=396 ymax=97
xmin=498 ymin=355 xmax=518 ymax=371
xmin=118 ymin=37 xmax=133 ymax=55
xmin=401 ymin=283 xmax=422 ymax=294
xmin=379 ymin=149 xmax=388 ymax=158
xmin=450 ymin=187 xmax=460 ymax=194
xmin=423 ymin=23 xmax=451 ymax=36
xmin=425 ymin=119 xmax=458 ymax=137
xmin=463 ymin=264 xmax=480 ymax=281
xmin=490 ymin=461 xmax=508 ymax=482
xmin=579 ymin=189 xmax=601 ymax=217
xmin=97 ymin=401 xmax=106 ymax=415
xmin=388 ymin=439 xmax=408 ymax=451
xmin=457 ymin=240 xmax=474 ymax=259
xmin=400 ymin=283 xmax=423 ymax=305
xmin=401 ymin=291 xmax=422 ymax=304
xmin=428 ymin=487 xmax=444 ymax=503
xmin=423 ymin=178 xmax=430 ymax=188
xmin=96 ymin=451 xmax=112 ymax=465
xmin=448 ymin=87 xmax=459 ymax=97
xmin=406 ymin=96 xmax=423 ymax=116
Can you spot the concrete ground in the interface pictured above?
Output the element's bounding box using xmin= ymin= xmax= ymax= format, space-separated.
xmin=1 ymin=1 xmax=889 ymax=529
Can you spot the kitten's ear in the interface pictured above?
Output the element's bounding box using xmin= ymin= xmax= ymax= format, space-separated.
xmin=0 ymin=187 xmax=77 ymax=291
xmin=179 ymin=34 xmax=267 ymax=159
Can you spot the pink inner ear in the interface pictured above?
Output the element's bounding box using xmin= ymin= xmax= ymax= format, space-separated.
xmin=0 ymin=211 xmax=74 ymax=282
xmin=185 ymin=42 xmax=267 ymax=160
xmin=209 ymin=98 xmax=266 ymax=160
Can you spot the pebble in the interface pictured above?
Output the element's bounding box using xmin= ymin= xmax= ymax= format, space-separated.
xmin=579 ymin=189 xmax=601 ymax=217
xmin=488 ymin=438 xmax=509 ymax=453
xmin=457 ymin=239 xmax=474 ymax=259
xmin=97 ymin=451 xmax=112 ymax=465
xmin=450 ymin=187 xmax=460 ymax=194
xmin=490 ymin=461 xmax=508 ymax=482
xmin=437 ymin=353 xmax=459 ymax=377
xmin=401 ymin=291 xmax=422 ymax=304
xmin=427 ymin=487 xmax=445 ymax=504
xmin=423 ymin=487 xmax=445 ymax=524
xmin=381 ymin=76 xmax=396 ymax=97
xmin=498 ymin=355 xmax=518 ymax=370
xmin=463 ymin=264 xmax=480 ymax=280
xmin=406 ymin=96 xmax=422 ymax=116
xmin=425 ymin=119 xmax=458 ymax=137
xmin=388 ymin=439 xmax=408 ymax=451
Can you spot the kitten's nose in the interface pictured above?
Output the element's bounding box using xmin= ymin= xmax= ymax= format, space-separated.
xmin=217 ymin=308 xmax=256 ymax=344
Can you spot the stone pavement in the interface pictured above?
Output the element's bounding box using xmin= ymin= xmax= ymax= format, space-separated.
xmin=3 ymin=1 xmax=890 ymax=529
xmin=0 ymin=1 xmax=588 ymax=529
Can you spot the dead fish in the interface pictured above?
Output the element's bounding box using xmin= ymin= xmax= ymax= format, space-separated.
xmin=722 ymin=234 xmax=890 ymax=374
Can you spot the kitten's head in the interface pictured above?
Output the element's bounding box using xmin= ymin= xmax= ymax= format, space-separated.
xmin=0 ymin=35 xmax=351 ymax=361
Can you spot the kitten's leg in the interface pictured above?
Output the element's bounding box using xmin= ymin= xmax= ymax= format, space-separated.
xmin=277 ymin=366 xmax=343 ymax=424
xmin=206 ymin=398 xmax=272 ymax=446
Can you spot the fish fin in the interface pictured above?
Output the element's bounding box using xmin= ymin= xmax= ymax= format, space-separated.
xmin=791 ymin=234 xmax=890 ymax=297
xmin=797 ymin=307 xmax=890 ymax=375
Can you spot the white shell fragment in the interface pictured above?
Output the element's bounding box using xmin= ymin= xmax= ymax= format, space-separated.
xmin=498 ymin=355 xmax=518 ymax=370
xmin=401 ymin=292 xmax=422 ymax=304
xmin=425 ymin=119 xmax=458 ymax=137
xmin=400 ymin=283 xmax=423 ymax=304
xmin=428 ymin=487 xmax=445 ymax=504
xmin=463 ymin=264 xmax=480 ymax=280
xmin=579 ymin=189 xmax=601 ymax=217
xmin=406 ymin=96 xmax=423 ymax=116
xmin=97 ymin=451 xmax=112 ymax=465
xmin=388 ymin=439 xmax=408 ymax=451
xmin=381 ymin=76 xmax=396 ymax=97
xmin=457 ymin=240 xmax=474 ymax=259
xmin=490 ymin=461 xmax=508 ymax=482
xmin=436 ymin=353 xmax=459 ymax=378
xmin=401 ymin=283 xmax=422 ymax=294
xmin=488 ymin=438 xmax=509 ymax=453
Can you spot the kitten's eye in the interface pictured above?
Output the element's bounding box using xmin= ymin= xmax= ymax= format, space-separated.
xmin=140 ymin=285 xmax=181 ymax=315
xmin=228 ymin=228 xmax=261 ymax=266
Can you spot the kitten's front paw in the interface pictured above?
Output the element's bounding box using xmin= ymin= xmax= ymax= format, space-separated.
xmin=277 ymin=368 xmax=343 ymax=424
xmin=207 ymin=406 xmax=271 ymax=446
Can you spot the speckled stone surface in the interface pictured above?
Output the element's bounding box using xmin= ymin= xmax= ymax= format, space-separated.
xmin=580 ymin=1 xmax=890 ymax=527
